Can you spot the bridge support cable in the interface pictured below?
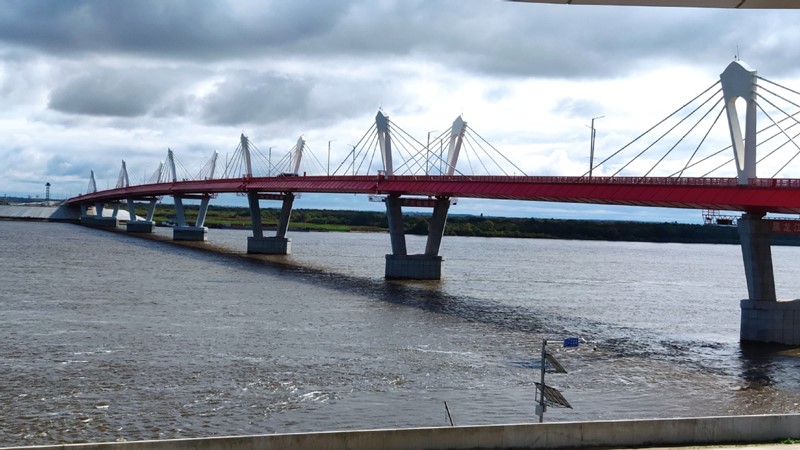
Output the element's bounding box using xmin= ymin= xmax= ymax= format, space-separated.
xmin=672 ymin=108 xmax=800 ymax=177
xmin=753 ymin=97 xmax=800 ymax=177
xmin=586 ymin=80 xmax=721 ymax=178
xmin=196 ymin=151 xmax=218 ymax=180
xmin=611 ymin=86 xmax=723 ymax=177
xmin=462 ymin=127 xmax=528 ymax=176
xmin=677 ymin=104 xmax=726 ymax=177
xmin=751 ymin=82 xmax=800 ymax=177
xmin=331 ymin=122 xmax=377 ymax=176
xmin=643 ymin=95 xmax=725 ymax=177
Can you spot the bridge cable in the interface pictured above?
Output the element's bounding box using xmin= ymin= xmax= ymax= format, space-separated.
xmin=612 ymin=86 xmax=723 ymax=177
xmin=422 ymin=130 xmax=452 ymax=175
xmin=332 ymin=123 xmax=376 ymax=175
xmin=758 ymin=76 xmax=800 ymax=100
xmin=391 ymin=120 xmax=451 ymax=176
xmin=644 ymin=95 xmax=725 ymax=177
xmin=675 ymin=109 xmax=800 ymax=177
xmin=462 ymin=133 xmax=484 ymax=175
xmin=754 ymin=95 xmax=800 ymax=177
xmin=586 ymin=80 xmax=720 ymax=178
xmin=358 ymin=128 xmax=380 ymax=175
xmin=677 ymin=101 xmax=726 ymax=177
xmin=302 ymin=143 xmax=328 ymax=175
xmin=466 ymin=127 xmax=528 ymax=176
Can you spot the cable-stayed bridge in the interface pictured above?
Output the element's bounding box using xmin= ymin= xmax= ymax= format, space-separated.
xmin=67 ymin=61 xmax=800 ymax=344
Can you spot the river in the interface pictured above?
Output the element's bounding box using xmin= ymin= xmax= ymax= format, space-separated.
xmin=1 ymin=221 xmax=799 ymax=445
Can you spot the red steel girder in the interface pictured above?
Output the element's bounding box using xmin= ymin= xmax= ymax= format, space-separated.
xmin=66 ymin=175 xmax=800 ymax=215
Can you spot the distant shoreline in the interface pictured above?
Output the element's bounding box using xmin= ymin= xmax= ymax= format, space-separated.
xmin=3 ymin=201 xmax=799 ymax=246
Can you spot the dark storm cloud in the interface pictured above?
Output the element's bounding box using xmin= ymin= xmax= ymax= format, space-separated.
xmin=0 ymin=0 xmax=350 ymax=59
xmin=48 ymin=67 xmax=187 ymax=117
xmin=3 ymin=0 xmax=798 ymax=80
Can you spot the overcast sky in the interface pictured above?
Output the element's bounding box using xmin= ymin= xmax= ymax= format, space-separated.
xmin=2 ymin=0 xmax=799 ymax=222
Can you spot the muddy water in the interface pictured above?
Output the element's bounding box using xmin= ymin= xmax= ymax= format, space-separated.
xmin=1 ymin=221 xmax=799 ymax=446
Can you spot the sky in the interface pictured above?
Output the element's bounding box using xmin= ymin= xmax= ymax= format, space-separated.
xmin=2 ymin=0 xmax=800 ymax=223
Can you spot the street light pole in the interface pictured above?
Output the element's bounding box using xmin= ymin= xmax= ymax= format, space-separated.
xmin=589 ymin=116 xmax=604 ymax=179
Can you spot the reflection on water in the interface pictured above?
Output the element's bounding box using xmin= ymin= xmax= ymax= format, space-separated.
xmin=1 ymin=221 xmax=799 ymax=446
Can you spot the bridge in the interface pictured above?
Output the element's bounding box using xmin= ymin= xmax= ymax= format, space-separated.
xmin=68 ymin=61 xmax=800 ymax=345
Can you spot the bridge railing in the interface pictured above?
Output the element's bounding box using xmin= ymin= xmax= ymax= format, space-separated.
xmin=380 ymin=175 xmax=744 ymax=186
xmin=68 ymin=174 xmax=800 ymax=205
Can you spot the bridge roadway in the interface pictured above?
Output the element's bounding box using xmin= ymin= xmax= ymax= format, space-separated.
xmin=67 ymin=174 xmax=800 ymax=215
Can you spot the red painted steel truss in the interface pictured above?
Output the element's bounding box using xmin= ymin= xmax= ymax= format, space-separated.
xmin=67 ymin=175 xmax=800 ymax=215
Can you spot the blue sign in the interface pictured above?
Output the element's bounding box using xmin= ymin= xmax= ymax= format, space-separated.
xmin=563 ymin=337 xmax=580 ymax=348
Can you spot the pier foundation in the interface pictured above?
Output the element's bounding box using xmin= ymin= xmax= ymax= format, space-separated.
xmin=126 ymin=220 xmax=156 ymax=233
xmin=741 ymin=299 xmax=800 ymax=345
xmin=385 ymin=255 xmax=444 ymax=280
xmin=80 ymin=215 xmax=119 ymax=228
xmin=247 ymin=236 xmax=291 ymax=254
xmin=737 ymin=214 xmax=800 ymax=344
xmin=173 ymin=226 xmax=208 ymax=241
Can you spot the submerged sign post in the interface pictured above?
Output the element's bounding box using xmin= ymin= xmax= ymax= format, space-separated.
xmin=536 ymin=337 xmax=579 ymax=423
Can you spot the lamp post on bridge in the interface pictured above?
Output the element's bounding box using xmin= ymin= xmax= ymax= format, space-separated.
xmin=589 ymin=115 xmax=604 ymax=179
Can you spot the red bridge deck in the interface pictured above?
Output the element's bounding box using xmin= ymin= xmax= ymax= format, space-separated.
xmin=67 ymin=175 xmax=800 ymax=215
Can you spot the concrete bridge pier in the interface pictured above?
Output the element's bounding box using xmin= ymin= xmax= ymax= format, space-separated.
xmin=739 ymin=213 xmax=800 ymax=345
xmin=384 ymin=195 xmax=449 ymax=280
xmin=125 ymin=198 xmax=157 ymax=233
xmin=80 ymin=201 xmax=119 ymax=228
xmin=172 ymin=194 xmax=210 ymax=241
xmin=246 ymin=192 xmax=293 ymax=254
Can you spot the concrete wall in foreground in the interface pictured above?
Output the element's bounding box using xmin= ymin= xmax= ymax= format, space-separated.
xmin=3 ymin=414 xmax=800 ymax=450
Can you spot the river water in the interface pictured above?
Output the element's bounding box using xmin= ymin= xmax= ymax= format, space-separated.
xmin=1 ymin=221 xmax=800 ymax=446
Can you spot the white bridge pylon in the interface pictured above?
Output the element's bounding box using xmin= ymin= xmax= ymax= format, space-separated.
xmin=375 ymin=110 xmax=469 ymax=176
xmin=116 ymin=160 xmax=130 ymax=189
xmin=720 ymin=61 xmax=758 ymax=185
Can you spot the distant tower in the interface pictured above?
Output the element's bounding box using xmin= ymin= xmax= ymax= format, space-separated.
xmin=45 ymin=182 xmax=51 ymax=201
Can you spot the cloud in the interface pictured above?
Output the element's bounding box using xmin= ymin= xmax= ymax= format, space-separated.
xmin=2 ymin=1 xmax=797 ymax=81
xmin=199 ymin=72 xmax=312 ymax=126
xmin=48 ymin=67 xmax=188 ymax=117
xmin=3 ymin=0 xmax=800 ymax=221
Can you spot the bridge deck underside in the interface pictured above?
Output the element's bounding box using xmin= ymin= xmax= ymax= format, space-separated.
xmin=67 ymin=176 xmax=800 ymax=215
